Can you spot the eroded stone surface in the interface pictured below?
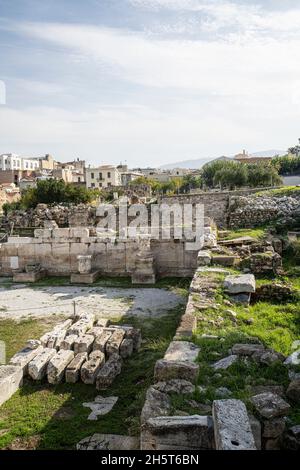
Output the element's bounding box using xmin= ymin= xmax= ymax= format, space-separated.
xmin=60 ymin=334 xmax=78 ymax=351
xmin=231 ymin=343 xmax=264 ymax=356
xmin=0 ymin=365 xmax=23 ymax=406
xmin=47 ymin=350 xmax=75 ymax=384
xmin=106 ymin=329 xmax=126 ymax=356
xmin=81 ymin=352 xmax=105 ymax=385
xmin=65 ymin=352 xmax=87 ymax=383
xmin=96 ymin=353 xmax=122 ymax=390
xmin=141 ymin=387 xmax=171 ymax=424
xmin=212 ymin=399 xmax=256 ymax=450
xmin=28 ymin=348 xmax=56 ymax=380
xmin=9 ymin=345 xmax=43 ymax=374
xmin=93 ymin=330 xmax=112 ymax=354
xmin=224 ymin=274 xmax=256 ymax=294
xmin=164 ymin=341 xmax=200 ymax=363
xmin=154 ymin=359 xmax=199 ymax=383
xmin=74 ymin=334 xmax=94 ymax=354
xmin=141 ymin=415 xmax=214 ymax=450
xmin=77 ymin=434 xmax=139 ymax=450
xmin=120 ymin=338 xmax=133 ymax=358
xmin=251 ymin=392 xmax=291 ymax=419
xmin=153 ymin=379 xmax=195 ymax=395
xmin=212 ymin=355 xmax=238 ymax=370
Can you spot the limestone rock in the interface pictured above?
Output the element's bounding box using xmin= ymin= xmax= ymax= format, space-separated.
xmin=81 ymin=352 xmax=105 ymax=385
xmin=249 ymin=414 xmax=262 ymax=450
xmin=0 ymin=365 xmax=23 ymax=406
xmin=47 ymin=350 xmax=75 ymax=384
xmin=141 ymin=387 xmax=171 ymax=424
xmin=197 ymin=251 xmax=212 ymax=267
xmin=9 ymin=345 xmax=43 ymax=374
xmin=212 ymin=399 xmax=256 ymax=450
xmin=224 ymin=274 xmax=256 ymax=294
xmin=153 ymin=379 xmax=195 ymax=395
xmin=286 ymin=379 xmax=300 ymax=403
xmin=263 ymin=417 xmax=286 ymax=439
xmin=284 ymin=349 xmax=300 ymax=366
xmin=25 ymin=339 xmax=41 ymax=350
xmin=77 ymin=434 xmax=139 ymax=450
xmin=231 ymin=343 xmax=264 ymax=356
xmin=60 ymin=334 xmax=78 ymax=351
xmin=251 ymin=392 xmax=291 ymax=419
xmin=141 ymin=415 xmax=215 ymax=450
xmin=154 ymin=359 xmax=199 ymax=383
xmin=74 ymin=334 xmax=94 ymax=354
xmin=95 ymin=353 xmax=122 ymax=390
xmin=283 ymin=425 xmax=300 ymax=451
xmin=164 ymin=341 xmax=200 ymax=362
xmin=212 ymin=355 xmax=238 ymax=370
xmin=120 ymin=338 xmax=133 ymax=358
xmin=106 ymin=329 xmax=126 ymax=356
xmin=83 ymin=396 xmax=118 ymax=420
xmin=28 ymin=348 xmax=56 ymax=380
xmin=65 ymin=352 xmax=87 ymax=383
xmin=93 ymin=330 xmax=112 ymax=354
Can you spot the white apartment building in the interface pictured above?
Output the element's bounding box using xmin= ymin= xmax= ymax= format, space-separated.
xmin=86 ymin=165 xmax=121 ymax=189
xmin=0 ymin=153 xmax=39 ymax=171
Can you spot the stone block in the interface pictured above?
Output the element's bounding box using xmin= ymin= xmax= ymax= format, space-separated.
xmin=106 ymin=329 xmax=126 ymax=356
xmin=67 ymin=316 xmax=94 ymax=336
xmin=60 ymin=334 xmax=78 ymax=350
xmin=153 ymin=379 xmax=195 ymax=395
xmin=70 ymin=227 xmax=89 ymax=239
xmin=65 ymin=352 xmax=87 ymax=383
xmin=74 ymin=334 xmax=94 ymax=354
xmin=231 ymin=343 xmax=264 ymax=356
xmin=87 ymin=327 xmax=103 ymax=338
xmin=47 ymin=329 xmax=67 ymax=350
xmin=197 ymin=251 xmax=211 ymax=267
xmin=77 ymin=434 xmax=139 ymax=451
xmin=224 ymin=274 xmax=256 ymax=294
xmin=9 ymin=345 xmax=43 ymax=374
xmin=251 ymin=392 xmax=291 ymax=419
xmin=212 ymin=255 xmax=240 ymax=267
xmin=0 ymin=365 xmax=23 ymax=406
xmin=96 ymin=353 xmax=122 ymax=390
xmin=286 ymin=379 xmax=300 ymax=403
xmin=47 ymin=350 xmax=75 ymax=384
xmin=141 ymin=415 xmax=214 ymax=450
xmin=70 ymin=271 xmax=100 ymax=284
xmin=93 ymin=330 xmax=112 ymax=353
xmin=28 ymin=348 xmax=56 ymax=380
xmin=34 ymin=229 xmax=52 ymax=238
xmin=154 ymin=359 xmax=199 ymax=383
xmin=52 ymin=228 xmax=70 ymax=239
xmin=212 ymin=399 xmax=256 ymax=450
xmin=212 ymin=355 xmax=238 ymax=370
xmin=141 ymin=386 xmax=171 ymax=424
xmin=81 ymin=352 xmax=105 ymax=384
xmin=284 ymin=349 xmax=300 ymax=366
xmin=120 ymin=338 xmax=133 ymax=358
xmin=13 ymin=270 xmax=47 ymax=283
xmin=164 ymin=341 xmax=199 ymax=362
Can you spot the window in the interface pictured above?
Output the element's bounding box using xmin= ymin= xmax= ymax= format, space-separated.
xmin=99 ymin=172 xmax=102 ymax=180
xmin=91 ymin=182 xmax=95 ymax=188
xmin=91 ymin=172 xmax=94 ymax=179
xmin=108 ymin=182 xmax=111 ymax=187
xmin=99 ymin=182 xmax=102 ymax=187
xmin=107 ymin=172 xmax=111 ymax=178
xmin=78 ymin=177 xmax=81 ymax=183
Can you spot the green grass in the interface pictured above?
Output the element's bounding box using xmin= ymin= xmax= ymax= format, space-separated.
xmin=189 ymin=261 xmax=300 ymax=426
xmin=221 ymin=226 xmax=268 ymax=241
xmin=0 ymin=317 xmax=65 ymax=361
xmin=0 ymin=302 xmax=187 ymax=449
xmin=254 ymin=186 xmax=300 ymax=198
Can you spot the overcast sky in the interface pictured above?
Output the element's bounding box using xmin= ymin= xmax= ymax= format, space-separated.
xmin=0 ymin=0 xmax=299 ymax=167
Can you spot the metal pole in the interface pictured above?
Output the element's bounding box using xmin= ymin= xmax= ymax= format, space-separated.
xmin=73 ymin=300 xmax=76 ymax=318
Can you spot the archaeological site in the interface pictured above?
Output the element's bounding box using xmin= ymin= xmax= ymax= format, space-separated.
xmin=0 ymin=186 xmax=300 ymax=453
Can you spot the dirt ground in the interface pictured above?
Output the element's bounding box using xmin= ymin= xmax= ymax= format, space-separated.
xmin=0 ymin=284 xmax=185 ymax=320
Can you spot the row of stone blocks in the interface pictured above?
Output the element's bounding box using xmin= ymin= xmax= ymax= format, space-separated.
xmin=5 ymin=314 xmax=141 ymax=394
xmin=140 ymin=338 xmax=257 ymax=450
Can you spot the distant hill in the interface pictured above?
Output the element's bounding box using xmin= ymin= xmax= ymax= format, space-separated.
xmin=160 ymin=150 xmax=285 ymax=170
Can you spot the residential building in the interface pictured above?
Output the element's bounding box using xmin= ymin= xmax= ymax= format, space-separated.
xmin=86 ymin=165 xmax=121 ymax=189
xmin=121 ymin=171 xmax=143 ymax=186
xmin=234 ymin=150 xmax=272 ymax=164
xmin=0 ymin=153 xmax=40 ymax=171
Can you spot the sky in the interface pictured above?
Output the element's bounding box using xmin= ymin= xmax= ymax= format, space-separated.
xmin=0 ymin=0 xmax=300 ymax=167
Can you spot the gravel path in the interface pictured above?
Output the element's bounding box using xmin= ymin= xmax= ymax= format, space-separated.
xmin=0 ymin=284 xmax=185 ymax=320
